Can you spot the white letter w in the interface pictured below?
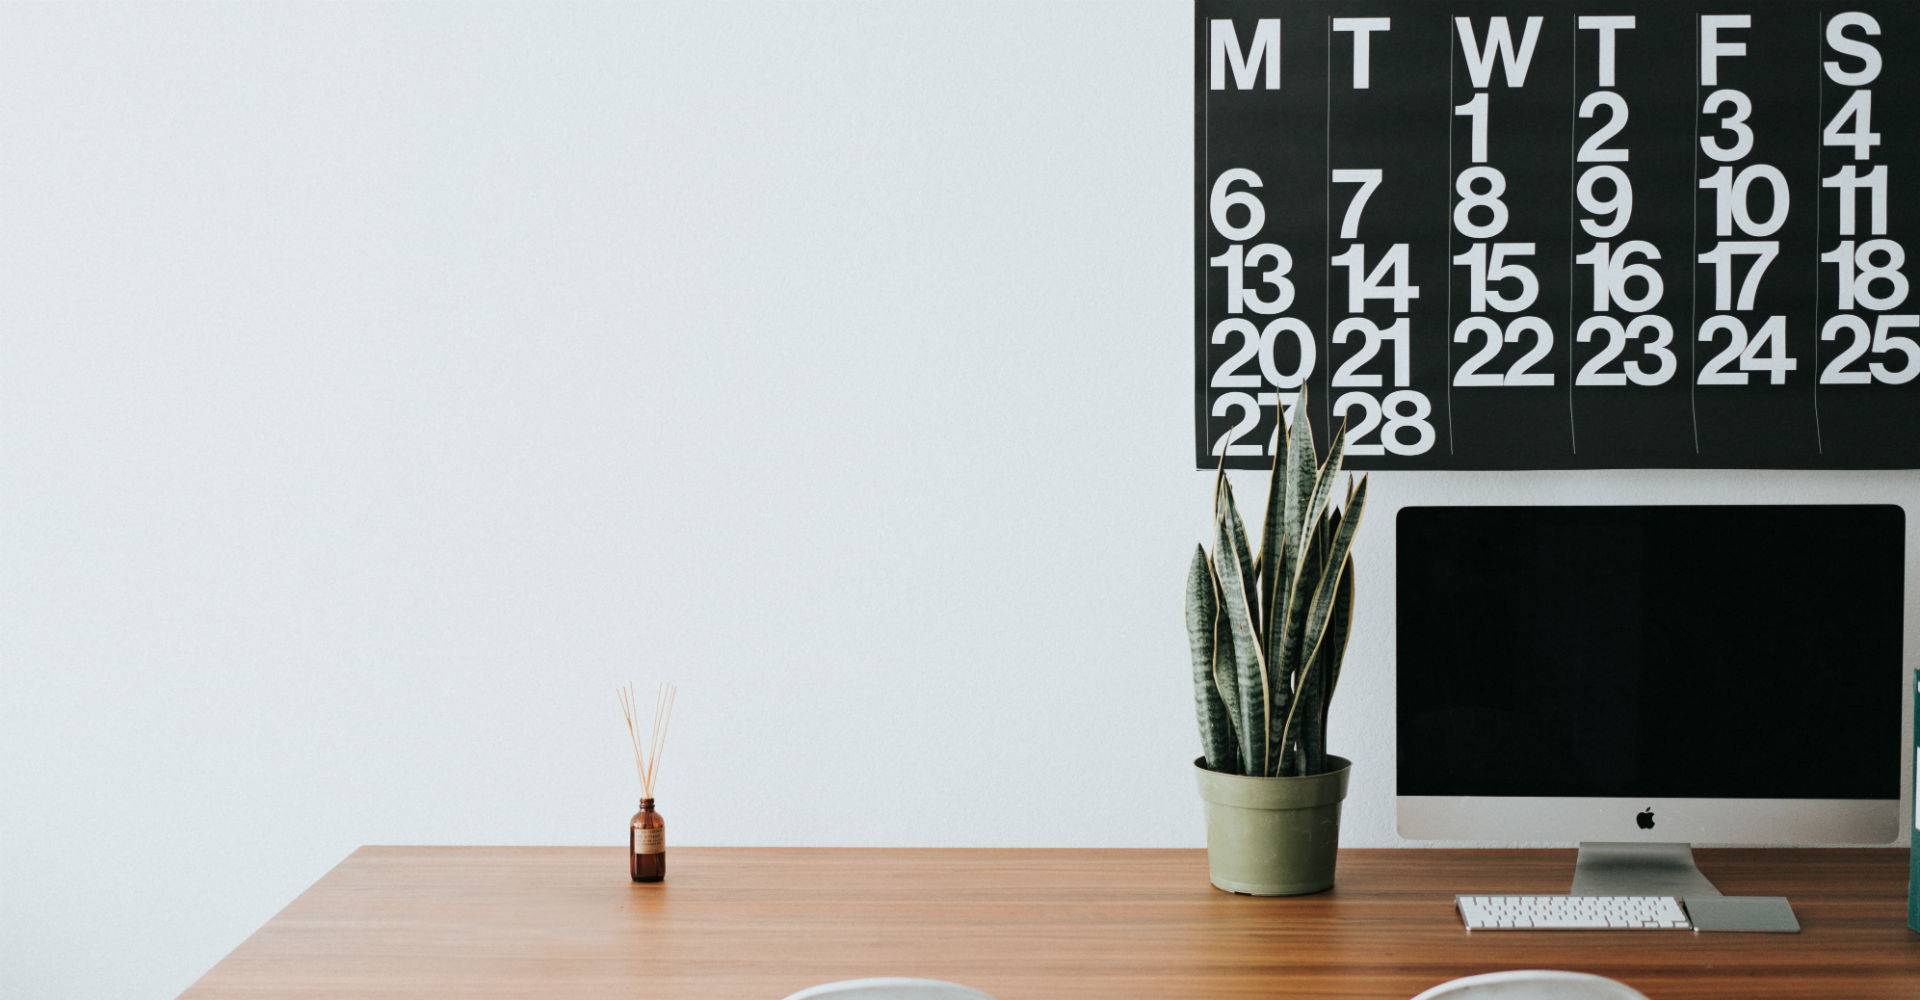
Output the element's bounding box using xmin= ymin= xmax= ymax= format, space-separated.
xmin=1454 ymin=16 xmax=1541 ymax=88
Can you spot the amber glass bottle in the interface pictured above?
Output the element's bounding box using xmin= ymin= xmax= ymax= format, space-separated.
xmin=630 ymin=798 xmax=665 ymax=882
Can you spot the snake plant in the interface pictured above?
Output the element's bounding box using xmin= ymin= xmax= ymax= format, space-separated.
xmin=1185 ymin=395 xmax=1367 ymax=778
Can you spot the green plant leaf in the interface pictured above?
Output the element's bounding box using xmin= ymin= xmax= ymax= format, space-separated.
xmin=1322 ymin=549 xmax=1354 ymax=731
xmin=1291 ymin=635 xmax=1328 ymax=776
xmin=1214 ymin=510 xmax=1268 ymax=776
xmin=1275 ymin=475 xmax=1368 ymax=775
xmin=1267 ymin=393 xmax=1318 ymax=663
xmin=1210 ymin=603 xmax=1242 ymax=775
xmin=1185 ymin=545 xmax=1238 ymax=772
xmin=1217 ymin=475 xmax=1260 ymax=642
xmin=1284 ymin=423 xmax=1346 ymax=718
xmin=1257 ymin=394 xmax=1296 ymax=652
xmin=1269 ymin=429 xmax=1344 ymax=762
xmin=1254 ymin=399 xmax=1316 ymax=774
xmin=1286 ymin=497 xmax=1348 ymax=773
xmin=1298 ymin=427 xmax=1347 ymax=562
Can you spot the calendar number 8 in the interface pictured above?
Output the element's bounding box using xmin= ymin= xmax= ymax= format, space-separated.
xmin=1335 ymin=389 xmax=1435 ymax=456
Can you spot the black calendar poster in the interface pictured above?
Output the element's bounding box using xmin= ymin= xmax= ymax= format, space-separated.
xmin=1194 ymin=1 xmax=1920 ymax=469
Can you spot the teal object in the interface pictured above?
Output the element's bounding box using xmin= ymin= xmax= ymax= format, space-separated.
xmin=1194 ymin=755 xmax=1351 ymax=896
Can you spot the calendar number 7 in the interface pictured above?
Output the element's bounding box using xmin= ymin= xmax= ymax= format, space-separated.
xmin=1332 ymin=169 xmax=1383 ymax=241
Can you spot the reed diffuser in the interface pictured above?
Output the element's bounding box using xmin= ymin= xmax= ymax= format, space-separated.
xmin=619 ymin=681 xmax=676 ymax=882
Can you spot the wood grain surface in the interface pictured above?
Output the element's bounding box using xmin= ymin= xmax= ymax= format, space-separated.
xmin=177 ymin=847 xmax=1918 ymax=1000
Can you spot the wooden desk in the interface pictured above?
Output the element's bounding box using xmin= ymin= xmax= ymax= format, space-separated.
xmin=179 ymin=847 xmax=1917 ymax=1000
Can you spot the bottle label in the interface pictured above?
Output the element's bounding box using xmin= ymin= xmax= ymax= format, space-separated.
xmin=634 ymin=828 xmax=664 ymax=855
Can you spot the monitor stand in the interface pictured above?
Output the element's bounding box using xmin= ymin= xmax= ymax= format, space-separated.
xmin=1568 ymin=842 xmax=1722 ymax=897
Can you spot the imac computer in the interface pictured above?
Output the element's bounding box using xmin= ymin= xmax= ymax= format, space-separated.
xmin=1396 ymin=504 xmax=1905 ymax=898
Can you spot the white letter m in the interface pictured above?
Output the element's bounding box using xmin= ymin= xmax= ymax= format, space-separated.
xmin=1211 ymin=19 xmax=1281 ymax=90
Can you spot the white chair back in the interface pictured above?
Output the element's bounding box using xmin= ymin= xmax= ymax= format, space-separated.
xmin=1409 ymin=970 xmax=1651 ymax=1000
xmin=779 ymin=978 xmax=997 ymax=1000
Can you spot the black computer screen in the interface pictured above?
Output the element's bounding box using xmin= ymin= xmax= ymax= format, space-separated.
xmin=1396 ymin=505 xmax=1904 ymax=801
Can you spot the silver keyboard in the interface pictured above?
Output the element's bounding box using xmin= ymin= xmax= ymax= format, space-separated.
xmin=1456 ymin=894 xmax=1692 ymax=930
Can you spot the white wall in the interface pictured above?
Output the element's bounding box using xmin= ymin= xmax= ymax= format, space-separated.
xmin=1 ymin=4 xmax=1911 ymax=999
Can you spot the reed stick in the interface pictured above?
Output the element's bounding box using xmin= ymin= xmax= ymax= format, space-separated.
xmin=619 ymin=681 xmax=677 ymax=799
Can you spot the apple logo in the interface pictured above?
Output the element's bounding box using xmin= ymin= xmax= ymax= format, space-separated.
xmin=1636 ymin=808 xmax=1656 ymax=830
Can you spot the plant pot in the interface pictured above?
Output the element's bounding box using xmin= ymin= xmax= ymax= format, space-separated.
xmin=1193 ymin=755 xmax=1351 ymax=896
